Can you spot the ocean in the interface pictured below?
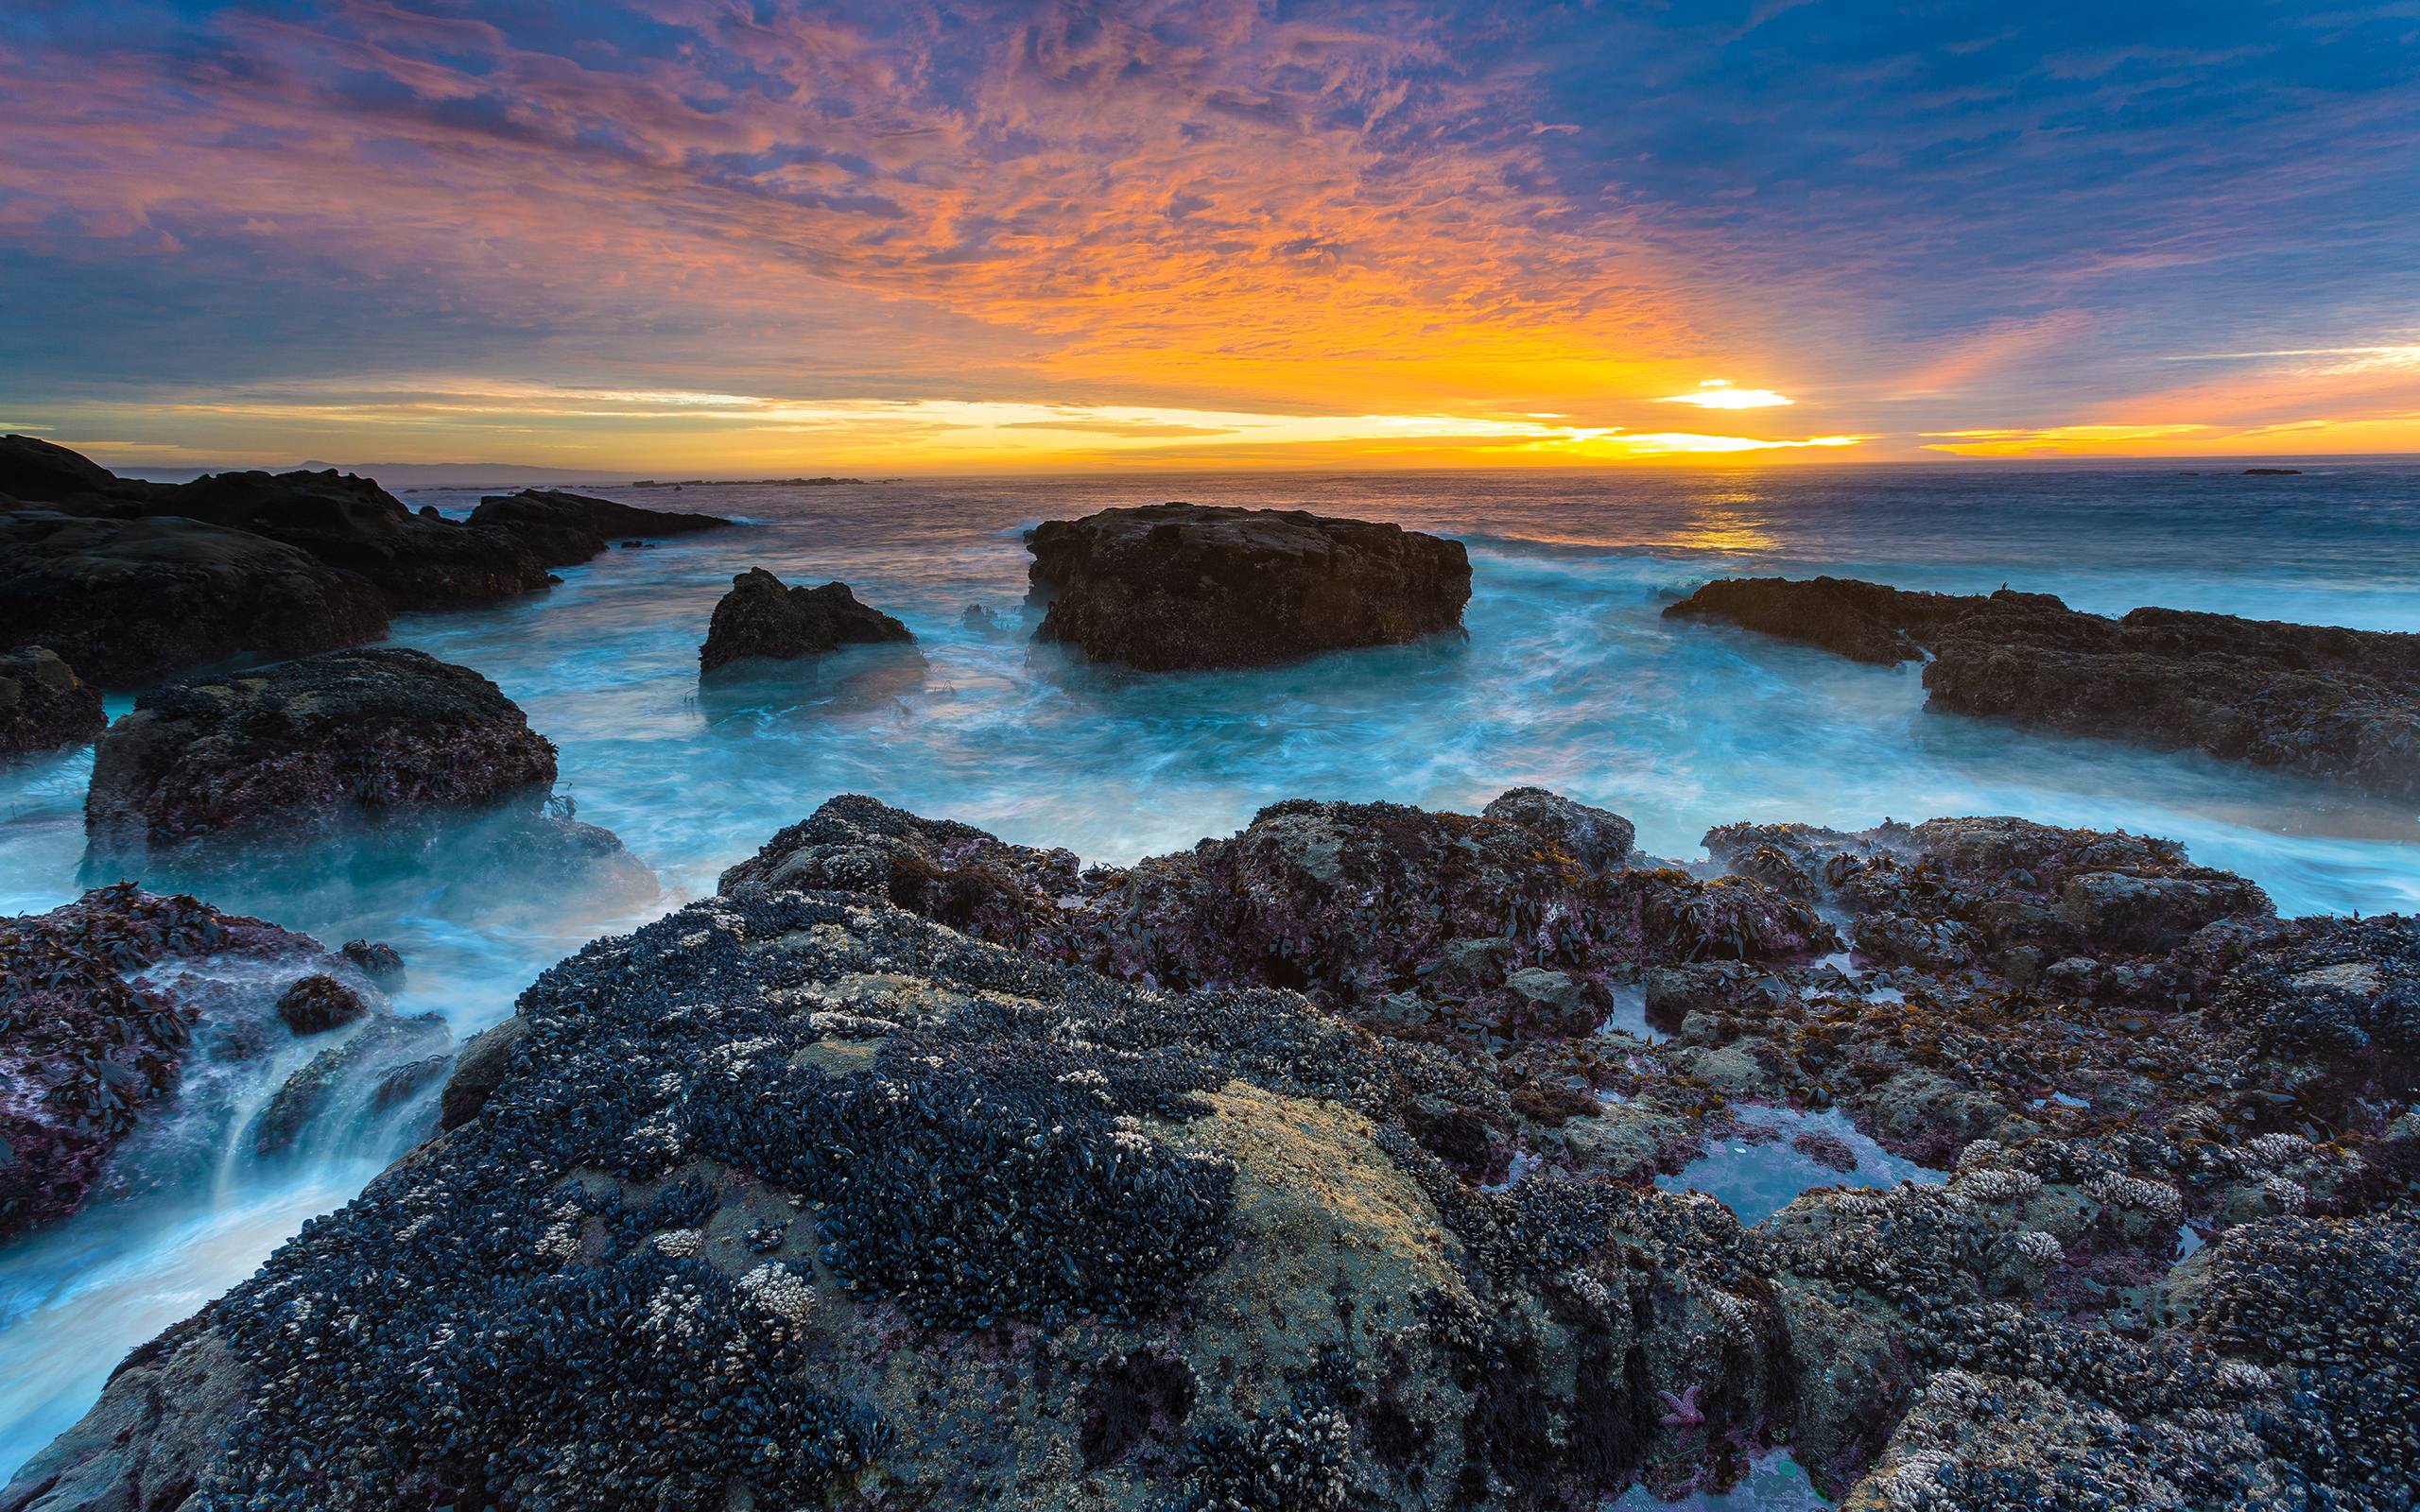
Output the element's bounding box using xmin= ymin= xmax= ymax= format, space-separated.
xmin=3 ymin=460 xmax=2417 ymax=1476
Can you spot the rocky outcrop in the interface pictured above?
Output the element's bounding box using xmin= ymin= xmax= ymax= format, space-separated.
xmin=1666 ymin=576 xmax=2420 ymax=798
xmin=0 ymin=509 xmax=390 ymax=685
xmin=699 ymin=568 xmax=914 ymax=674
xmin=0 ymin=884 xmax=391 ymax=1243
xmin=1026 ymin=503 xmax=1472 ymax=670
xmin=0 ymin=646 xmax=105 ymax=756
xmin=2 ymin=438 xmax=553 ymax=644
xmin=159 ymin=468 xmax=550 ymax=610
xmin=13 ymin=797 xmax=2415 ymax=1512
xmin=80 ymin=648 xmax=640 ymax=892
xmin=466 ymin=489 xmax=731 ymax=568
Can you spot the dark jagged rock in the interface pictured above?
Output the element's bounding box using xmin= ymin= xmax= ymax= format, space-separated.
xmin=0 ymin=885 xmax=325 ymax=1242
xmin=1026 ymin=502 xmax=1471 ymax=670
xmin=1 ymin=438 xmax=551 ymax=620
xmin=467 ymin=489 xmax=731 ymax=568
xmin=699 ymin=567 xmax=914 ymax=674
xmin=14 ymin=798 xmax=2416 ymax=1512
xmin=338 ymin=938 xmax=406 ymax=987
xmin=272 ymin=973 xmax=368 ymax=1035
xmin=84 ymin=647 xmax=560 ymax=855
xmin=1666 ymin=576 xmax=2420 ymax=798
xmin=723 ymin=790 xmax=1831 ymax=1050
xmin=0 ymin=508 xmax=390 ymax=685
xmin=162 ymin=468 xmax=550 ymax=610
xmin=0 ymin=646 xmax=105 ymax=756
xmin=1481 ymin=785 xmax=1637 ymax=869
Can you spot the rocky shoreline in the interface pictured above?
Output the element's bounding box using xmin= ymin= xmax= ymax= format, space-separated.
xmin=8 ymin=791 xmax=2411 ymax=1512
xmin=0 ymin=438 xmax=729 ymax=687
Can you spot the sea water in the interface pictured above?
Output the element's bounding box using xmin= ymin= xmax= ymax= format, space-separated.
xmin=4 ymin=462 xmax=2416 ymax=1478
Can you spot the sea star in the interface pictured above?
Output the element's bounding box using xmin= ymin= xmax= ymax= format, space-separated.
xmin=1658 ymin=1384 xmax=1705 ymax=1428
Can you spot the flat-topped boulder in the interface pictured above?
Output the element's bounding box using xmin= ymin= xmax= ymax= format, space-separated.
xmin=699 ymin=567 xmax=913 ymax=675
xmin=1667 ymin=576 xmax=2420 ymax=798
xmin=0 ymin=646 xmax=105 ymax=757
xmin=1026 ymin=502 xmax=1471 ymax=670
xmin=0 ymin=508 xmax=390 ymax=685
xmin=85 ymin=647 xmax=562 ymax=855
xmin=467 ymin=489 xmax=732 ymax=567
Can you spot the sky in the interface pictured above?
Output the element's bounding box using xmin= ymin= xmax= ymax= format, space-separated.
xmin=1 ymin=0 xmax=2416 ymax=473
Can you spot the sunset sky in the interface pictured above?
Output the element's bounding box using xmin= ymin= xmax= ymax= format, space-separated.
xmin=2 ymin=1 xmax=2416 ymax=472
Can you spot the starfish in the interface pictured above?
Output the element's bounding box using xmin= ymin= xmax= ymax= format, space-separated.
xmin=1658 ymin=1384 xmax=1705 ymax=1428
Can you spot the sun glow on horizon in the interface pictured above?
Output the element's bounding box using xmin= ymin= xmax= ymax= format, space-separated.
xmin=1656 ymin=380 xmax=1796 ymax=410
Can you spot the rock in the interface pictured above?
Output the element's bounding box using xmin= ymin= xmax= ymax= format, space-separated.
xmin=0 ymin=434 xmax=141 ymax=508
xmin=0 ymin=509 xmax=389 ymax=685
xmin=1481 ymin=785 xmax=1636 ymax=869
xmin=272 ymin=973 xmax=368 ymax=1035
xmin=0 ymin=646 xmax=105 ymax=756
xmin=84 ymin=647 xmax=564 ymax=857
xmin=1668 ymin=576 xmax=2420 ymax=798
xmin=0 ymin=884 xmax=325 ymax=1243
xmin=338 ymin=938 xmax=406 ymax=987
xmin=1026 ymin=502 xmax=1471 ymax=669
xmin=699 ymin=568 xmax=914 ymax=675
xmin=723 ymin=791 xmax=1832 ymax=1042
xmin=437 ymin=1014 xmax=527 ymax=1130
xmin=13 ymin=799 xmax=2420 ymax=1511
xmin=250 ymin=1012 xmax=451 ymax=1157
xmin=160 ymin=468 xmax=549 ymax=610
xmin=465 ymin=489 xmax=730 ymax=568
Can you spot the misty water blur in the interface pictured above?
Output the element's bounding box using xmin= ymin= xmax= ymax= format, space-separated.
xmin=3 ymin=461 xmax=2417 ymax=1478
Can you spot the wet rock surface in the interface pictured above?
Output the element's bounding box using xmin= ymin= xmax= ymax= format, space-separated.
xmin=1027 ymin=503 xmax=1472 ymax=669
xmin=0 ymin=646 xmax=104 ymax=757
xmin=0 ymin=885 xmax=404 ymax=1243
xmin=466 ymin=489 xmax=730 ymax=568
xmin=0 ymin=508 xmax=390 ymax=686
xmin=11 ymin=794 xmax=2414 ymax=1512
xmin=699 ymin=567 xmax=914 ymax=675
xmin=1666 ymin=575 xmax=2420 ymax=797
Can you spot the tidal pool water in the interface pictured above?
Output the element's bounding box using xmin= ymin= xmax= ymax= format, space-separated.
xmin=1656 ymin=1106 xmax=1946 ymax=1228
xmin=4 ymin=461 xmax=2417 ymax=1477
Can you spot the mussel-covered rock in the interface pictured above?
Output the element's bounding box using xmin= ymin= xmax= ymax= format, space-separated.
xmin=1026 ymin=503 xmax=1471 ymax=670
xmin=12 ymin=798 xmax=2415 ymax=1512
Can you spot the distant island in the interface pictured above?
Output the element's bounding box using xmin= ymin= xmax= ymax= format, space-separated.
xmin=631 ymin=476 xmax=868 ymax=488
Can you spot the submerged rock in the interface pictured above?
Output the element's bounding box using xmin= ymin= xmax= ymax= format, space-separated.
xmin=0 ymin=508 xmax=390 ymax=685
xmin=1666 ymin=575 xmax=2420 ymax=798
xmin=0 ymin=646 xmax=105 ymax=757
xmin=12 ymin=797 xmax=2415 ymax=1512
xmin=699 ymin=567 xmax=914 ymax=674
xmin=466 ymin=488 xmax=731 ymax=568
xmin=1026 ymin=502 xmax=1471 ymax=670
